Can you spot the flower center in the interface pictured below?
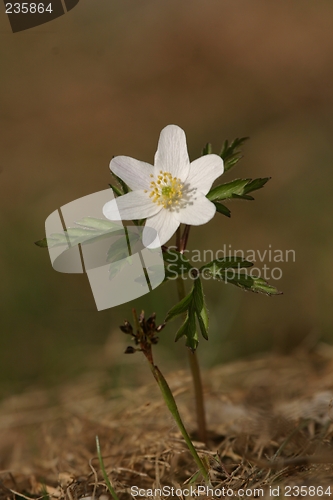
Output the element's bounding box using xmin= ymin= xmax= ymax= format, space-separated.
xmin=146 ymin=171 xmax=184 ymax=209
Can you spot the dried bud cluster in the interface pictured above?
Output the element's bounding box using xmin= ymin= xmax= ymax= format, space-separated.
xmin=120 ymin=311 xmax=165 ymax=354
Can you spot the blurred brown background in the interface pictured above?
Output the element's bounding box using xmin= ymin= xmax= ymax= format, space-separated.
xmin=1 ymin=0 xmax=333 ymax=394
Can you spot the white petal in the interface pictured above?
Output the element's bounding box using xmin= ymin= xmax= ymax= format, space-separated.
xmin=187 ymin=155 xmax=224 ymax=195
xmin=154 ymin=125 xmax=190 ymax=181
xmin=110 ymin=156 xmax=154 ymax=191
xmin=143 ymin=210 xmax=180 ymax=248
xmin=103 ymin=191 xmax=161 ymax=221
xmin=174 ymin=193 xmax=216 ymax=225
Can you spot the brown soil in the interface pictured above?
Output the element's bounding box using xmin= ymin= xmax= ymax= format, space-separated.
xmin=1 ymin=348 xmax=333 ymax=499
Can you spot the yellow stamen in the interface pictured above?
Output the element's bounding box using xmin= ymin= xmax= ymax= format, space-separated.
xmin=148 ymin=171 xmax=184 ymax=209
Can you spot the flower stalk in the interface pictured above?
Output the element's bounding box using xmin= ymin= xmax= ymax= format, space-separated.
xmin=149 ymin=363 xmax=209 ymax=482
xmin=176 ymin=226 xmax=207 ymax=444
xmin=123 ymin=310 xmax=209 ymax=482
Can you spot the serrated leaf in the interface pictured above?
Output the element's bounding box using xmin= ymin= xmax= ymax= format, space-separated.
xmin=231 ymin=193 xmax=254 ymax=201
xmin=166 ymin=277 xmax=209 ymax=348
xmin=220 ymin=137 xmax=249 ymax=172
xmin=243 ymin=177 xmax=271 ymax=194
xmin=193 ymin=279 xmax=209 ymax=340
xmin=207 ymin=177 xmax=270 ymax=202
xmin=162 ymin=250 xmax=193 ymax=283
xmin=109 ymin=183 xmax=123 ymax=197
xmin=184 ymin=307 xmax=199 ymax=351
xmin=217 ymin=270 xmax=282 ymax=296
xmin=36 ymin=210 xmax=135 ymax=251
xmin=106 ymin=228 xmax=140 ymax=263
xmin=66 ymin=227 xmax=124 ymax=247
xmin=197 ymin=309 xmax=208 ymax=341
xmin=66 ymin=227 xmax=97 ymax=238
xmin=108 ymin=227 xmax=143 ymax=279
xmin=202 ymin=143 xmax=212 ymax=156
xmin=113 ymin=173 xmax=130 ymax=194
xmin=161 ymin=268 xmax=190 ymax=284
xmin=185 ymin=331 xmax=199 ymax=351
xmin=175 ymin=304 xmax=198 ymax=350
xmin=38 ymin=232 xmax=69 ymax=248
xmin=163 ymin=265 xmax=180 ymax=283
xmin=35 ymin=238 xmax=49 ymax=248
xmin=165 ymin=290 xmax=194 ymax=323
xmin=224 ymin=156 xmax=244 ymax=171
xmin=163 ymin=249 xmax=192 ymax=268
xmin=109 ymin=257 xmax=133 ymax=281
xmin=163 ymin=248 xmax=193 ymax=277
xmin=207 ymin=179 xmax=251 ymax=201
xmin=212 ymin=201 xmax=231 ymax=217
xmin=250 ymin=277 xmax=282 ymax=295
xmin=36 ymin=217 xmax=125 ymax=249
xmin=109 ymin=179 xmax=140 ymax=226
xmin=200 ymin=257 xmax=253 ymax=278
xmin=175 ymin=315 xmax=190 ymax=342
xmin=134 ymin=273 xmax=147 ymax=286
xmin=75 ymin=217 xmax=120 ymax=232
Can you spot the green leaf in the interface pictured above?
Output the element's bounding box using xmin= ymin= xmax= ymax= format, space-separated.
xmin=163 ymin=248 xmax=192 ymax=269
xmin=250 ymin=277 xmax=282 ymax=295
xmin=75 ymin=217 xmax=121 ymax=232
xmin=216 ymin=270 xmax=282 ymax=296
xmin=35 ymin=238 xmax=48 ymax=248
xmin=207 ymin=177 xmax=270 ymax=202
xmin=243 ymin=177 xmax=271 ymax=194
xmin=107 ymin=227 xmax=148 ymax=280
xmin=67 ymin=227 xmax=125 ymax=247
xmin=66 ymin=227 xmax=96 ymax=239
xmin=106 ymin=227 xmax=140 ymax=263
xmin=200 ymin=137 xmax=248 ymax=172
xmin=109 ymin=183 xmax=123 ymax=197
xmin=175 ymin=315 xmax=191 ymax=341
xmin=113 ymin=173 xmax=130 ymax=194
xmin=111 ymin=178 xmax=143 ymax=227
xmin=220 ymin=137 xmax=249 ymax=172
xmin=207 ymin=179 xmax=251 ymax=201
xmin=35 ymin=217 xmax=124 ymax=249
xmin=175 ymin=304 xmax=198 ymax=350
xmin=185 ymin=325 xmax=199 ymax=351
xmin=193 ymin=279 xmax=209 ymax=340
xmin=109 ymin=257 xmax=133 ymax=280
xmin=212 ymin=201 xmax=231 ymax=217
xmin=200 ymin=257 xmax=253 ymax=278
xmin=108 ymin=182 xmax=143 ymax=226
xmin=165 ymin=277 xmax=209 ymax=348
xmin=165 ymin=290 xmax=194 ymax=323
xmin=163 ymin=248 xmax=193 ymax=279
xmin=202 ymin=143 xmax=212 ymax=156
xmin=134 ymin=263 xmax=168 ymax=286
xmin=162 ymin=265 xmax=182 ymax=283
xmin=231 ymin=193 xmax=254 ymax=201
xmin=35 ymin=233 xmax=68 ymax=248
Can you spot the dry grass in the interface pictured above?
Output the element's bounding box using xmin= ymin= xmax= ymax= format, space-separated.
xmin=1 ymin=347 xmax=333 ymax=499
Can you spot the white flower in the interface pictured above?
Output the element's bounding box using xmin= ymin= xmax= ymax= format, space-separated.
xmin=103 ymin=125 xmax=224 ymax=248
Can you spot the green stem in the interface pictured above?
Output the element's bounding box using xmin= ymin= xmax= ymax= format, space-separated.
xmin=150 ymin=363 xmax=210 ymax=482
xmin=176 ymin=227 xmax=207 ymax=444
xmin=187 ymin=349 xmax=207 ymax=444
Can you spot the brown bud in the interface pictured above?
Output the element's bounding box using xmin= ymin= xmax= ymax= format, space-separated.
xmin=120 ymin=320 xmax=133 ymax=334
xmin=124 ymin=346 xmax=136 ymax=354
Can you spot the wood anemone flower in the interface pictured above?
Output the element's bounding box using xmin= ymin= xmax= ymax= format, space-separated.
xmin=103 ymin=125 xmax=224 ymax=248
